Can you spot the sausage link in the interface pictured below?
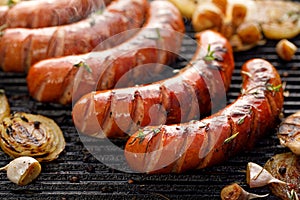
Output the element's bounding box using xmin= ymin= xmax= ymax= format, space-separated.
xmin=0 ymin=0 xmax=148 ymax=72
xmin=0 ymin=0 xmax=110 ymax=28
xmin=125 ymin=58 xmax=283 ymax=173
xmin=72 ymin=30 xmax=234 ymax=138
xmin=27 ymin=0 xmax=185 ymax=105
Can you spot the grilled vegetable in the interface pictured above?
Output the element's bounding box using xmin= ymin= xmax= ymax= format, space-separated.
xmin=220 ymin=183 xmax=269 ymax=200
xmin=167 ymin=0 xmax=199 ymax=19
xmin=264 ymin=152 xmax=300 ymax=200
xmin=191 ymin=0 xmax=300 ymax=51
xmin=276 ymin=39 xmax=298 ymax=61
xmin=0 ymin=156 xmax=41 ymax=186
xmin=0 ymin=89 xmax=10 ymax=122
xmin=278 ymin=111 xmax=300 ymax=155
xmin=0 ymin=112 xmax=65 ymax=162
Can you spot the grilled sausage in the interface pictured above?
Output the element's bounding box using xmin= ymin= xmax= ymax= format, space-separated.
xmin=72 ymin=30 xmax=234 ymax=138
xmin=0 ymin=0 xmax=109 ymax=28
xmin=125 ymin=58 xmax=284 ymax=174
xmin=0 ymin=0 xmax=148 ymax=72
xmin=27 ymin=0 xmax=185 ymax=105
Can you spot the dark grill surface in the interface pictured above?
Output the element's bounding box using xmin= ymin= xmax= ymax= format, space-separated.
xmin=0 ymin=14 xmax=299 ymax=200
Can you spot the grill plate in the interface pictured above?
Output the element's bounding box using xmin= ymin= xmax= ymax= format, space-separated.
xmin=0 ymin=11 xmax=299 ymax=200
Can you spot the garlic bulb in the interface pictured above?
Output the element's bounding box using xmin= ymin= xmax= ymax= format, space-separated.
xmin=0 ymin=112 xmax=65 ymax=162
xmin=0 ymin=156 xmax=41 ymax=186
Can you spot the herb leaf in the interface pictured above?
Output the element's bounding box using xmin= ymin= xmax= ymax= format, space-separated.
xmin=266 ymin=83 xmax=282 ymax=92
xmin=136 ymin=127 xmax=161 ymax=144
xmin=145 ymin=28 xmax=162 ymax=40
xmin=7 ymin=0 xmax=19 ymax=7
xmin=224 ymin=132 xmax=239 ymax=144
xmin=73 ymin=61 xmax=92 ymax=73
xmin=204 ymin=44 xmax=216 ymax=61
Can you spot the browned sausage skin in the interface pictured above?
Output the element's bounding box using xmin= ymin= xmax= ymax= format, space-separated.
xmin=72 ymin=30 xmax=234 ymax=138
xmin=27 ymin=0 xmax=185 ymax=105
xmin=0 ymin=0 xmax=148 ymax=72
xmin=125 ymin=58 xmax=283 ymax=174
xmin=0 ymin=0 xmax=109 ymax=28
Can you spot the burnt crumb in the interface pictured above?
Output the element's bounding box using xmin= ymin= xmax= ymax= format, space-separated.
xmin=69 ymin=176 xmax=80 ymax=183
xmin=278 ymin=166 xmax=286 ymax=175
xmin=33 ymin=121 xmax=41 ymax=129
xmin=20 ymin=116 xmax=29 ymax=122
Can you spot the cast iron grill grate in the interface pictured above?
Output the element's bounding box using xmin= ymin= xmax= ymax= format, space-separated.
xmin=0 ymin=17 xmax=299 ymax=200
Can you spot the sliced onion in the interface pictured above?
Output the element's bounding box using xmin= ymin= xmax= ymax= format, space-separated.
xmin=0 ymin=112 xmax=65 ymax=162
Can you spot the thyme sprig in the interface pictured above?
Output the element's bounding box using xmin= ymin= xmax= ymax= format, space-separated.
xmin=7 ymin=0 xmax=19 ymax=7
xmin=204 ymin=44 xmax=216 ymax=61
xmin=287 ymin=189 xmax=299 ymax=200
xmin=73 ymin=61 xmax=92 ymax=73
xmin=266 ymin=83 xmax=282 ymax=93
xmin=223 ymin=132 xmax=239 ymax=144
xmin=131 ymin=127 xmax=162 ymax=144
xmin=145 ymin=28 xmax=162 ymax=40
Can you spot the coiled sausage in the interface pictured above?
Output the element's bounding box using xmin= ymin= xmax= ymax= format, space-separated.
xmin=0 ymin=0 xmax=148 ymax=72
xmin=27 ymin=0 xmax=185 ymax=105
xmin=0 ymin=0 xmax=109 ymax=28
xmin=125 ymin=58 xmax=283 ymax=174
xmin=72 ymin=30 xmax=234 ymax=138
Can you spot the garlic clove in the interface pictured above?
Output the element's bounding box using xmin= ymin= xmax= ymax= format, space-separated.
xmin=4 ymin=156 xmax=41 ymax=186
xmin=247 ymin=162 xmax=287 ymax=188
xmin=276 ymin=39 xmax=297 ymax=61
xmin=221 ymin=183 xmax=269 ymax=200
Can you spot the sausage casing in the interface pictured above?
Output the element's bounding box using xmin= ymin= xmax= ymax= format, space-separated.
xmin=125 ymin=58 xmax=283 ymax=174
xmin=0 ymin=0 xmax=109 ymax=28
xmin=72 ymin=30 xmax=234 ymax=138
xmin=0 ymin=0 xmax=148 ymax=72
xmin=27 ymin=0 xmax=185 ymax=105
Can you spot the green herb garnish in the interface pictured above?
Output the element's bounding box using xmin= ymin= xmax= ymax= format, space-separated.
xmin=7 ymin=0 xmax=18 ymax=7
xmin=287 ymin=189 xmax=299 ymax=200
xmin=145 ymin=28 xmax=162 ymax=40
xmin=73 ymin=61 xmax=92 ymax=73
xmin=223 ymin=132 xmax=239 ymax=144
xmin=204 ymin=44 xmax=216 ymax=62
xmin=266 ymin=83 xmax=282 ymax=93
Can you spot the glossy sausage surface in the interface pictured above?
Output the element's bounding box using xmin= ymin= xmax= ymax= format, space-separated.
xmin=72 ymin=30 xmax=234 ymax=138
xmin=27 ymin=0 xmax=185 ymax=105
xmin=0 ymin=0 xmax=110 ymax=28
xmin=0 ymin=0 xmax=148 ymax=72
xmin=125 ymin=58 xmax=283 ymax=173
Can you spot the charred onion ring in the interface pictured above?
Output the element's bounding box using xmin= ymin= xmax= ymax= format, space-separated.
xmin=0 ymin=112 xmax=65 ymax=162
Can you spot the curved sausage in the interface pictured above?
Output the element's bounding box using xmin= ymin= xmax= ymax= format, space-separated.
xmin=125 ymin=58 xmax=284 ymax=174
xmin=72 ymin=30 xmax=234 ymax=138
xmin=0 ymin=0 xmax=109 ymax=28
xmin=0 ymin=0 xmax=148 ymax=72
xmin=27 ymin=0 xmax=185 ymax=105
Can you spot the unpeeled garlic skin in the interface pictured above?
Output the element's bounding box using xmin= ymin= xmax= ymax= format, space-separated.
xmin=6 ymin=157 xmax=41 ymax=186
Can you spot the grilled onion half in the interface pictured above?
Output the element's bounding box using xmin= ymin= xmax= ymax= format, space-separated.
xmin=264 ymin=152 xmax=300 ymax=199
xmin=0 ymin=112 xmax=65 ymax=162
